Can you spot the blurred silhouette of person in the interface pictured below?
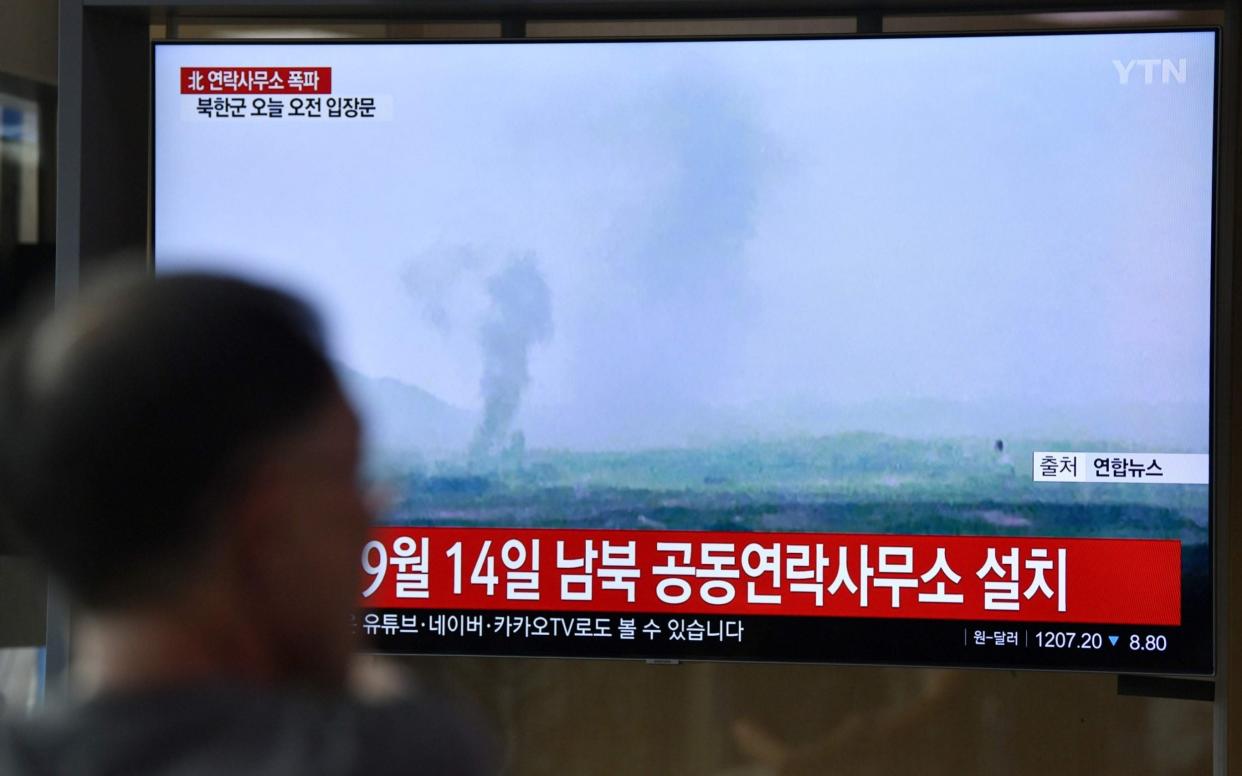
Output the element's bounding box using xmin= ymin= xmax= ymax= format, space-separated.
xmin=0 ymin=273 xmax=495 ymax=775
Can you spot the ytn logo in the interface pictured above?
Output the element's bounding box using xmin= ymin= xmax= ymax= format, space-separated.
xmin=1112 ymin=58 xmax=1187 ymax=85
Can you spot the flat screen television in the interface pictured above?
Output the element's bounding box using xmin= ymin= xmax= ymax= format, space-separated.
xmin=153 ymin=30 xmax=1218 ymax=674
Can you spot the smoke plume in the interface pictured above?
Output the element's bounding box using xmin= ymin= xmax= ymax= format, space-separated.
xmin=469 ymin=256 xmax=553 ymax=461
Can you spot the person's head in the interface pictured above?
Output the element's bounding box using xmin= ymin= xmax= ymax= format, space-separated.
xmin=0 ymin=273 xmax=372 ymax=690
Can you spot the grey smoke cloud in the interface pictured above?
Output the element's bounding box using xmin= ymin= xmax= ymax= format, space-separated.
xmin=552 ymin=72 xmax=765 ymax=447
xmin=402 ymin=244 xmax=486 ymax=334
xmin=470 ymin=256 xmax=553 ymax=460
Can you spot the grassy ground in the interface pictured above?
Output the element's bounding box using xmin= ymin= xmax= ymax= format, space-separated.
xmin=372 ymin=432 xmax=1208 ymax=542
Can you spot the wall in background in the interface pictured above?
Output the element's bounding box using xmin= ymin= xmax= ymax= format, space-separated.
xmin=0 ymin=0 xmax=56 ymax=86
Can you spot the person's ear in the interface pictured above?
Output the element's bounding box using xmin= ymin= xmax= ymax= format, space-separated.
xmin=225 ymin=465 xmax=292 ymax=603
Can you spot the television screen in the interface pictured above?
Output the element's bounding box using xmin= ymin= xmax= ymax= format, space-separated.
xmin=153 ymin=31 xmax=1217 ymax=673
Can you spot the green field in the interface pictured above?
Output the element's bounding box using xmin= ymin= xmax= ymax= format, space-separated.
xmin=372 ymin=432 xmax=1207 ymax=543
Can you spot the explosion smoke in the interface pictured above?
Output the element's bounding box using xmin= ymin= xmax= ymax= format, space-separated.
xmin=469 ymin=256 xmax=553 ymax=462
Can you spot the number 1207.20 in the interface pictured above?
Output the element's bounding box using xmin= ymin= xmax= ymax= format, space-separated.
xmin=1036 ymin=632 xmax=1103 ymax=649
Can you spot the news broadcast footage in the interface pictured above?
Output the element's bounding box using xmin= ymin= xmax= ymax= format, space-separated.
xmin=154 ymin=31 xmax=1216 ymax=673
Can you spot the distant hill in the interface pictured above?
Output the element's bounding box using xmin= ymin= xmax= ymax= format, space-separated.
xmin=335 ymin=365 xmax=474 ymax=455
xmin=732 ymin=397 xmax=1209 ymax=452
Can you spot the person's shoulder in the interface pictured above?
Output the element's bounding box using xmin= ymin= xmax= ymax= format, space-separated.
xmin=0 ymin=684 xmax=497 ymax=776
xmin=192 ymin=685 xmax=500 ymax=776
xmin=0 ymin=685 xmax=281 ymax=776
xmin=334 ymin=692 xmax=499 ymax=775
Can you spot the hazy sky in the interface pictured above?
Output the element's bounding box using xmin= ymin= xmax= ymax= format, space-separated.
xmin=155 ymin=33 xmax=1215 ymax=446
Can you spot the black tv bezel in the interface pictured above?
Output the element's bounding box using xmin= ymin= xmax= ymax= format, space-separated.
xmin=149 ymin=27 xmax=1222 ymax=677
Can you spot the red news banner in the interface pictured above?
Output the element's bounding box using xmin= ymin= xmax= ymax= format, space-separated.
xmin=180 ymin=67 xmax=332 ymax=94
xmin=360 ymin=528 xmax=1181 ymax=626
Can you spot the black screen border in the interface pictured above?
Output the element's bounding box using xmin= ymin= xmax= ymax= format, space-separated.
xmin=149 ymin=27 xmax=1222 ymax=676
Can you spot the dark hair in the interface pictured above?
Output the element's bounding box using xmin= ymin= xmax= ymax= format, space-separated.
xmin=0 ymin=273 xmax=339 ymax=608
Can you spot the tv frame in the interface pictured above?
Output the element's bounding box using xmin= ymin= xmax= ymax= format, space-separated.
xmin=55 ymin=0 xmax=1242 ymax=768
xmin=150 ymin=28 xmax=1222 ymax=678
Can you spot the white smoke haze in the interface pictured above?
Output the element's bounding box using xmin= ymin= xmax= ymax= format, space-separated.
xmin=153 ymin=37 xmax=1215 ymax=454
